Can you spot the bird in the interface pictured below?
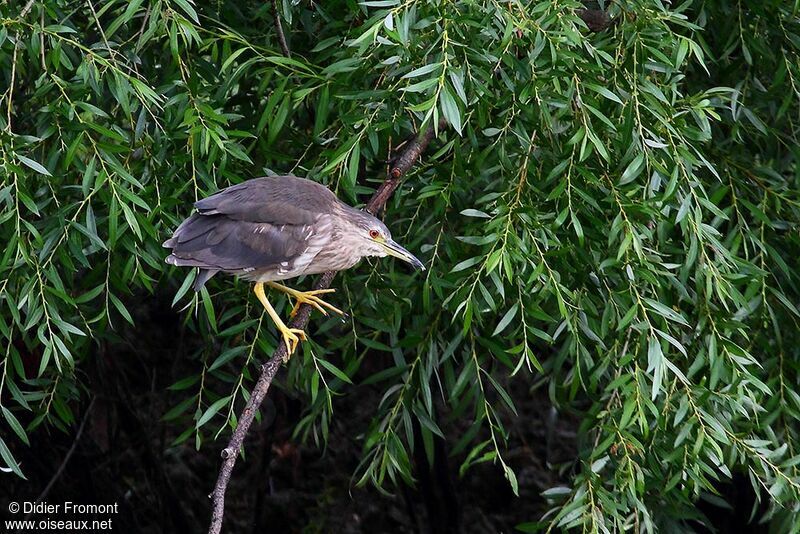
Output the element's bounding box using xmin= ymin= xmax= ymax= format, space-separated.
xmin=163 ymin=175 xmax=424 ymax=357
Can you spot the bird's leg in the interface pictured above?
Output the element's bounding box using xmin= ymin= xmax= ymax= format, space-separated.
xmin=253 ymin=282 xmax=306 ymax=360
xmin=266 ymin=282 xmax=344 ymax=318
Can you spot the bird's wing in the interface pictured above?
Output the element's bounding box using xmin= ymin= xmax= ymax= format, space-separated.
xmin=192 ymin=176 xmax=338 ymax=225
xmin=164 ymin=214 xmax=325 ymax=273
xmin=163 ymin=176 xmax=338 ymax=279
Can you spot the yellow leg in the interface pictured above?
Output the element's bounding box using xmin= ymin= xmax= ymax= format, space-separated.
xmin=266 ymin=282 xmax=344 ymax=318
xmin=253 ymin=282 xmax=306 ymax=360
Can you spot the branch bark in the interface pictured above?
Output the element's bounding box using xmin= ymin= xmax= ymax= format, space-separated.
xmin=207 ymin=122 xmax=442 ymax=534
xmin=270 ymin=0 xmax=291 ymax=58
xmin=21 ymin=0 xmax=36 ymax=17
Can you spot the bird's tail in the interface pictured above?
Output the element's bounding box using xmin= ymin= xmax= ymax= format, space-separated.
xmin=165 ymin=253 xmax=218 ymax=291
xmin=193 ymin=268 xmax=218 ymax=291
xmin=163 ymin=213 xmax=222 ymax=291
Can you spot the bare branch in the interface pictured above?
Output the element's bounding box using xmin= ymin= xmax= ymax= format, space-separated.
xmin=21 ymin=0 xmax=36 ymax=18
xmin=207 ymin=122 xmax=444 ymax=534
xmin=270 ymin=0 xmax=291 ymax=58
xmin=370 ymin=118 xmax=447 ymax=213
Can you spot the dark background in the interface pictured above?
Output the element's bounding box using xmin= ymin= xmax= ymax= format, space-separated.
xmin=1 ymin=292 xmax=763 ymax=533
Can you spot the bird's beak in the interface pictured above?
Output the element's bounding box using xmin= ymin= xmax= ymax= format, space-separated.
xmin=382 ymin=239 xmax=425 ymax=271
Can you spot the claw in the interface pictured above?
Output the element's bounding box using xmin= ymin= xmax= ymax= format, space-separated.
xmin=268 ymin=283 xmax=344 ymax=317
xmin=253 ymin=282 xmax=310 ymax=362
xmin=280 ymin=327 xmax=307 ymax=360
xmin=289 ymin=296 xmax=330 ymax=318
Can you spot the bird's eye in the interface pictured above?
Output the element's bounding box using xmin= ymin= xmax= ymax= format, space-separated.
xmin=369 ymin=229 xmax=380 ymax=239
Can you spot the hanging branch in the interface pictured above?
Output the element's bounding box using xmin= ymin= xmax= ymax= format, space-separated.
xmin=206 ymin=121 xmax=444 ymax=534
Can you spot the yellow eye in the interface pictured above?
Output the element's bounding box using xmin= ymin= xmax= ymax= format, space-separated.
xmin=369 ymin=229 xmax=380 ymax=239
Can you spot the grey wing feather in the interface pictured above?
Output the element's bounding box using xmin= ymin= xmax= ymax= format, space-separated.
xmin=164 ymin=217 xmax=321 ymax=290
xmin=163 ymin=212 xmax=219 ymax=248
xmin=164 ymin=176 xmax=335 ymax=290
xmin=193 ymin=268 xmax=219 ymax=291
xmin=193 ymin=176 xmax=339 ymax=224
xmin=166 ymin=215 xmax=314 ymax=269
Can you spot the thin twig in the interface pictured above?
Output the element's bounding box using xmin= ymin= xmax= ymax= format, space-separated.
xmin=206 ymin=120 xmax=443 ymax=534
xmin=270 ymin=0 xmax=291 ymax=58
xmin=21 ymin=0 xmax=36 ymax=17
xmin=25 ymin=397 xmax=96 ymax=520
xmin=87 ymin=0 xmax=118 ymax=61
xmin=6 ymin=0 xmax=39 ymax=129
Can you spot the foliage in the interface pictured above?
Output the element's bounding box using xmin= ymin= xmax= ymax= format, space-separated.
xmin=2 ymin=0 xmax=800 ymax=530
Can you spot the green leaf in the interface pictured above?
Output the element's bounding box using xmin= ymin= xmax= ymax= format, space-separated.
xmin=643 ymin=298 xmax=689 ymax=326
xmin=460 ymin=209 xmax=491 ymax=218
xmin=493 ymin=304 xmax=519 ymax=336
xmin=347 ymin=142 xmax=360 ymax=190
xmin=196 ymin=396 xmax=232 ymax=428
xmin=619 ymin=153 xmax=645 ymax=185
xmin=173 ymin=0 xmax=200 ymax=23
xmin=208 ymin=346 xmax=247 ymax=372
xmin=221 ymin=48 xmax=248 ymax=73
xmin=200 ymin=287 xmax=217 ymax=331
xmin=440 ymin=86 xmax=462 ymax=135
xmin=648 ymin=337 xmax=664 ymax=401
xmin=451 ymin=257 xmax=482 ymax=273
xmin=108 ymin=293 xmax=134 ymax=325
xmin=317 ymin=358 xmax=353 ymax=384
xmin=585 ymin=83 xmax=623 ymax=105
xmin=172 ymin=270 xmax=197 ymax=307
xmin=402 ymin=63 xmax=441 ymax=79
xmin=2 ymin=407 xmax=29 ymax=446
xmin=17 ymin=155 xmax=52 ymax=176
xmin=0 ymin=437 xmax=25 ymax=479
xmin=503 ymin=464 xmax=519 ymax=496
xmin=168 ymin=375 xmax=200 ymax=391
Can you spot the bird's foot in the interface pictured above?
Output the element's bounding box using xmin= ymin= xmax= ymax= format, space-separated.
xmin=254 ymin=282 xmax=309 ymax=361
xmin=279 ymin=326 xmax=307 ymax=360
xmin=284 ymin=288 xmax=343 ymax=318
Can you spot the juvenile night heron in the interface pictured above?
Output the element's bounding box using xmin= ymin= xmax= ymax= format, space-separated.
xmin=163 ymin=175 xmax=424 ymax=356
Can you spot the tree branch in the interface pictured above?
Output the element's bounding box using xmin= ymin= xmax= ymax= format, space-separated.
xmin=207 ymin=122 xmax=443 ymax=534
xmin=21 ymin=0 xmax=36 ymax=18
xmin=270 ymin=0 xmax=291 ymax=58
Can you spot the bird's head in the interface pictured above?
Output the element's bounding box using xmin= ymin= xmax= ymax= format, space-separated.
xmin=350 ymin=210 xmax=425 ymax=271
